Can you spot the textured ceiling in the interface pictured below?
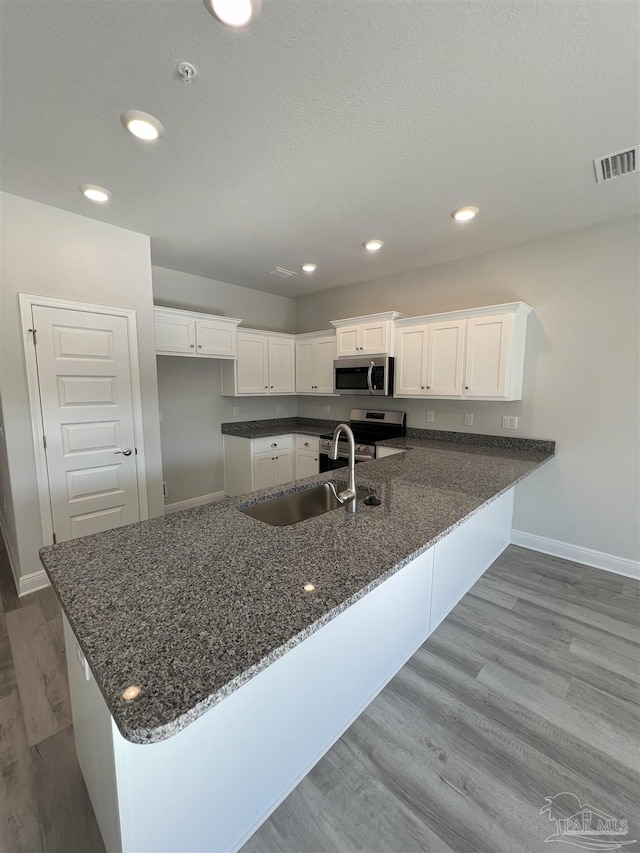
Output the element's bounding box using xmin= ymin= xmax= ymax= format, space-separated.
xmin=1 ymin=0 xmax=638 ymax=297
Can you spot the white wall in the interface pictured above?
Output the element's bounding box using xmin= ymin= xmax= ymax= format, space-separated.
xmin=0 ymin=192 xmax=164 ymax=585
xmin=152 ymin=267 xmax=298 ymax=505
xmin=297 ymin=216 xmax=640 ymax=563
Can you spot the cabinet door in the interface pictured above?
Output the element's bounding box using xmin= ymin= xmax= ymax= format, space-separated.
xmin=295 ymin=449 xmax=319 ymax=479
xmin=196 ymin=319 xmax=237 ymax=358
xmin=237 ymin=334 xmax=269 ymax=394
xmin=154 ymin=313 xmax=196 ymax=355
xmin=273 ymin=449 xmax=294 ymax=486
xmin=426 ymin=320 xmax=465 ymax=397
xmin=335 ymin=326 xmax=361 ymax=357
xmin=253 ymin=452 xmax=276 ymax=491
xmin=295 ymin=341 xmax=314 ymax=392
xmin=268 ymin=338 xmax=295 ymax=394
xmin=394 ymin=326 xmax=428 ymax=396
xmin=464 ymin=315 xmax=510 ymax=398
xmin=315 ymin=337 xmax=336 ymax=393
xmin=361 ymin=321 xmax=389 ymax=355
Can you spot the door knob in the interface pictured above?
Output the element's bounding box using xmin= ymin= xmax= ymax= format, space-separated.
xmin=115 ymin=448 xmax=133 ymax=456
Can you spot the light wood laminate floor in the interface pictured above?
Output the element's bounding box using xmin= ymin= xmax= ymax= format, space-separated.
xmin=0 ymin=537 xmax=638 ymax=853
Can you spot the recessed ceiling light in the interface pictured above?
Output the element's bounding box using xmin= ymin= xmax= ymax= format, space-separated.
xmin=121 ymin=110 xmax=164 ymax=142
xmin=451 ymin=206 xmax=479 ymax=222
xmin=363 ymin=239 xmax=384 ymax=252
xmin=79 ymin=184 xmax=111 ymax=203
xmin=301 ymin=263 xmax=317 ymax=273
xmin=203 ymin=0 xmax=261 ymax=28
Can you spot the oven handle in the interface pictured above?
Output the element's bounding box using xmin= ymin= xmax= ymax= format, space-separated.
xmin=367 ymin=361 xmax=374 ymax=395
xmin=320 ymin=452 xmax=373 ymax=463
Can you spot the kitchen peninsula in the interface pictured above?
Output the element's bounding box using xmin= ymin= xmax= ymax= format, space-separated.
xmin=40 ymin=429 xmax=554 ymax=853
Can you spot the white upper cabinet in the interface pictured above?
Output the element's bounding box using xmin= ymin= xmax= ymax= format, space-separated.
xmin=426 ymin=320 xmax=466 ymax=397
xmin=154 ymin=307 xmax=241 ymax=359
xmin=331 ymin=312 xmax=403 ymax=357
xmin=295 ymin=332 xmax=336 ymax=394
xmin=394 ymin=303 xmax=532 ymax=401
xmin=221 ymin=330 xmax=296 ymax=396
xmin=394 ymin=325 xmax=428 ymax=396
xmin=463 ymin=314 xmax=510 ymax=398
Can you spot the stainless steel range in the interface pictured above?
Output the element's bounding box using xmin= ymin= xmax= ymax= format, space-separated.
xmin=319 ymin=409 xmax=406 ymax=472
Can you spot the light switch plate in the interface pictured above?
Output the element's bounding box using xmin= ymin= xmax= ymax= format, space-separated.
xmin=324 ymin=405 xmax=331 ymax=415
xmin=232 ymin=406 xmax=240 ymax=417
xmin=502 ymin=415 xmax=518 ymax=429
xmin=276 ymin=404 xmax=282 ymax=414
xmin=464 ymin=413 xmax=473 ymax=426
xmin=426 ymin=410 xmax=435 ymax=424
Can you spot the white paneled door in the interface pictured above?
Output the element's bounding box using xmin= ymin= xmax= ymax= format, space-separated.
xmin=31 ymin=306 xmax=142 ymax=542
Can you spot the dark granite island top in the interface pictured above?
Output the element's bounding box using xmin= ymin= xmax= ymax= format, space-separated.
xmin=40 ymin=435 xmax=554 ymax=745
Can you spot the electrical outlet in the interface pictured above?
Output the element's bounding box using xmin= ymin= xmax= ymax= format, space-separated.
xmin=502 ymin=415 xmax=518 ymax=430
xmin=426 ymin=410 xmax=435 ymax=424
xmin=324 ymin=405 xmax=331 ymax=415
xmin=162 ymin=481 xmax=168 ymax=498
xmin=276 ymin=404 xmax=282 ymax=414
xmin=464 ymin=413 xmax=473 ymax=426
xmin=232 ymin=406 xmax=240 ymax=417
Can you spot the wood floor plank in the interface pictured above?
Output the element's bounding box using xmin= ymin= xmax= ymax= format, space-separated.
xmin=476 ymin=660 xmax=639 ymax=773
xmin=0 ymin=690 xmax=44 ymax=853
xmin=5 ymin=602 xmax=71 ymax=747
xmin=0 ymin=611 xmax=18 ymax=701
xmin=32 ymin=726 xmax=105 ymax=853
xmin=567 ymin=676 xmax=640 ymax=739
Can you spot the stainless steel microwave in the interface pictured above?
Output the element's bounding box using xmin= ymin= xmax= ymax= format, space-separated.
xmin=333 ymin=356 xmax=394 ymax=396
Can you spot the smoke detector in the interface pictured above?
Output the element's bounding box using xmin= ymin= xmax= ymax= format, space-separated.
xmin=593 ymin=146 xmax=639 ymax=183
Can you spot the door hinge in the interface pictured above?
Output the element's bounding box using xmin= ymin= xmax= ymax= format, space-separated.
xmin=52 ymin=532 xmax=57 ymax=545
xmin=43 ymin=435 xmax=47 ymax=449
xmin=29 ymin=328 xmax=37 ymax=346
xmin=135 ymin=447 xmax=138 ymax=455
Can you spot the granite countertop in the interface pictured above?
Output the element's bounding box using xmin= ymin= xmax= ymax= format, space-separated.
xmin=40 ymin=432 xmax=555 ymax=745
xmin=221 ymin=416 xmax=340 ymax=439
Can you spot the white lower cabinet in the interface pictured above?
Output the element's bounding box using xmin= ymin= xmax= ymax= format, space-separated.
xmin=224 ymin=434 xmax=294 ymax=496
xmin=294 ymin=435 xmax=320 ymax=478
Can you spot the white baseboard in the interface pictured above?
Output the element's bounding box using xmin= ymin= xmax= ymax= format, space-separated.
xmin=511 ymin=530 xmax=640 ymax=581
xmin=18 ymin=569 xmax=50 ymax=596
xmin=164 ymin=491 xmax=226 ymax=515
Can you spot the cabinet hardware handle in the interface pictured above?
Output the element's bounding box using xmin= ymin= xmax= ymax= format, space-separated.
xmin=426 ymin=386 xmax=430 ymax=389
xmin=304 ymin=442 xmax=310 ymax=447
xmin=465 ymin=386 xmax=469 ymax=390
xmin=190 ymin=344 xmax=195 ymax=348
xmin=421 ymin=386 xmax=424 ymax=389
xmin=271 ymin=385 xmax=274 ymax=388
xmin=197 ymin=344 xmax=202 ymax=349
xmin=264 ymin=386 xmax=268 ymax=389
xmin=271 ymin=443 xmax=277 ymax=447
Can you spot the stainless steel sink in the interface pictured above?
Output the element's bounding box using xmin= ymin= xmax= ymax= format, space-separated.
xmin=239 ymin=482 xmax=371 ymax=527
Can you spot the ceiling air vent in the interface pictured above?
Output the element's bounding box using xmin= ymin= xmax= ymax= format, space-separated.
xmin=269 ymin=266 xmax=298 ymax=278
xmin=593 ymin=146 xmax=639 ymax=183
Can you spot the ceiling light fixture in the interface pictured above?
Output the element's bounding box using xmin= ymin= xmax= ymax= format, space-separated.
xmin=121 ymin=110 xmax=164 ymax=142
xmin=363 ymin=239 xmax=384 ymax=252
xmin=301 ymin=263 xmax=317 ymax=273
xmin=451 ymin=206 xmax=479 ymax=222
xmin=203 ymin=0 xmax=261 ymax=28
xmin=79 ymin=183 xmax=111 ymax=203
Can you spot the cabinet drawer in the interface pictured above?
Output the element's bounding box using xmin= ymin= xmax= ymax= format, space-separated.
xmin=295 ymin=435 xmax=319 ymax=451
xmin=251 ymin=434 xmax=293 ymax=454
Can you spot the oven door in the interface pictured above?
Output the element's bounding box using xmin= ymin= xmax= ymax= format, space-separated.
xmin=319 ymin=452 xmax=373 ymax=473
